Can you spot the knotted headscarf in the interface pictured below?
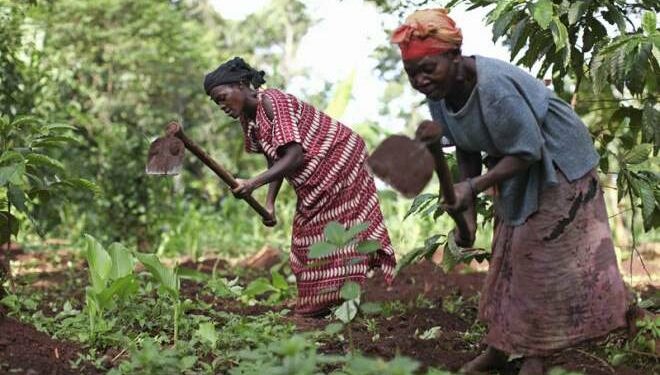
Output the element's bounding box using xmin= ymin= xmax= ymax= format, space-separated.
xmin=203 ymin=57 xmax=266 ymax=95
xmin=391 ymin=9 xmax=463 ymax=61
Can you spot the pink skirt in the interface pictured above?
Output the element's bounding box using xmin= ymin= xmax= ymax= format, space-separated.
xmin=479 ymin=169 xmax=629 ymax=356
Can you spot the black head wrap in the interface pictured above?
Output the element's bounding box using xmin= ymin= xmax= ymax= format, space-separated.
xmin=203 ymin=57 xmax=266 ymax=95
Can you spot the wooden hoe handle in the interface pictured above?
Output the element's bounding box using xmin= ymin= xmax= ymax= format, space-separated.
xmin=167 ymin=123 xmax=275 ymax=223
xmin=418 ymin=121 xmax=472 ymax=245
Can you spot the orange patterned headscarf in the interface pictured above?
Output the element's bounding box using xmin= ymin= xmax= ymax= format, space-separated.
xmin=391 ymin=8 xmax=463 ymax=61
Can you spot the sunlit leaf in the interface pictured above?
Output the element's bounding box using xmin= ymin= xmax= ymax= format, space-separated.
xmin=84 ymin=234 xmax=112 ymax=292
xmin=108 ymin=242 xmax=135 ymax=280
xmin=196 ymin=322 xmax=218 ymax=348
xmin=334 ymin=300 xmax=358 ymax=324
xmin=356 ymin=239 xmax=381 ymax=254
xmin=340 ymin=281 xmax=360 ymax=300
xmin=7 ymin=185 xmax=27 ymax=213
xmin=134 ymin=252 xmax=179 ymax=298
xmin=324 ymin=221 xmax=346 ymax=245
xmin=344 ymin=221 xmax=369 ymax=240
xmin=308 ymin=241 xmax=337 ymax=259
xmin=623 ymin=144 xmax=652 ymax=165
xmin=325 ymin=322 xmax=344 ymax=335
xmin=360 ymin=302 xmax=382 ymax=315
xmin=532 ymin=0 xmax=553 ymax=30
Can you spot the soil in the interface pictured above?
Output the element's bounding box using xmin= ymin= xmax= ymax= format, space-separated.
xmin=0 ymin=316 xmax=98 ymax=375
xmin=1 ymin=249 xmax=656 ymax=374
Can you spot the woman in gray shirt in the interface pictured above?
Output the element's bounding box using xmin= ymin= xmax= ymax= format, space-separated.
xmin=392 ymin=9 xmax=629 ymax=375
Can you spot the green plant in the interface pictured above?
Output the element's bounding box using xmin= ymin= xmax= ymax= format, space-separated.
xmin=0 ymin=115 xmax=97 ymax=297
xmin=242 ymin=270 xmax=294 ymax=304
xmin=134 ymin=251 xmax=182 ymax=344
xmin=307 ymin=221 xmax=384 ymax=351
xmin=108 ymin=337 xmax=198 ymax=375
xmin=608 ymin=315 xmax=660 ymax=367
xmin=83 ymin=235 xmax=138 ymax=342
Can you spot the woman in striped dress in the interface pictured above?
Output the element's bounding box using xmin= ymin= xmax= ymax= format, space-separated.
xmin=203 ymin=57 xmax=396 ymax=317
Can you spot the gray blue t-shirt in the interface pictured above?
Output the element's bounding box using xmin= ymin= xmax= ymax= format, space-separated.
xmin=428 ymin=55 xmax=599 ymax=225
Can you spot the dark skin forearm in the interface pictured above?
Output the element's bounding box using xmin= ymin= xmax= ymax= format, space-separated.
xmin=251 ymin=143 xmax=304 ymax=189
xmin=232 ymin=143 xmax=304 ymax=200
xmin=264 ymin=156 xmax=284 ymax=208
xmin=455 ymin=148 xmax=482 ymax=224
xmin=444 ymin=153 xmax=533 ymax=213
xmin=471 ymin=155 xmax=532 ymax=195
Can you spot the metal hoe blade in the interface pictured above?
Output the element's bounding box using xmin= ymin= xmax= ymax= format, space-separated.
xmin=145 ymin=135 xmax=186 ymax=176
xmin=366 ymin=135 xmax=435 ymax=198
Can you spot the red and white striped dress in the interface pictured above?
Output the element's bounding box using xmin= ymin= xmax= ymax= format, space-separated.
xmin=242 ymin=88 xmax=396 ymax=315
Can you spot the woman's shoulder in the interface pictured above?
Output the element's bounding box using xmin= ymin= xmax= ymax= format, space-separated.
xmin=475 ymin=55 xmax=550 ymax=110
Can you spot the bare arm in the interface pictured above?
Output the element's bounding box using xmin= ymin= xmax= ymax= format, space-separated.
xmin=471 ymin=155 xmax=532 ymax=195
xmin=264 ymin=156 xmax=284 ymax=210
xmin=250 ymin=143 xmax=303 ymax=189
xmin=455 ymin=148 xmax=482 ymax=231
xmin=444 ymin=154 xmax=533 ymax=213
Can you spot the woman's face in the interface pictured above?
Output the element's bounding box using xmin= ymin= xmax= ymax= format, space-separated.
xmin=209 ymin=84 xmax=247 ymax=119
xmin=403 ymin=52 xmax=458 ymax=100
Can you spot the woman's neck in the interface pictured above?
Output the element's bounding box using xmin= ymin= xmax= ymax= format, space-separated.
xmin=445 ymin=56 xmax=477 ymax=112
xmin=242 ymin=92 xmax=259 ymax=121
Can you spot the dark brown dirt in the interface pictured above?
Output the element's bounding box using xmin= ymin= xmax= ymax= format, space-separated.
xmin=0 ymin=316 xmax=98 ymax=375
xmin=2 ymin=251 xmax=656 ymax=375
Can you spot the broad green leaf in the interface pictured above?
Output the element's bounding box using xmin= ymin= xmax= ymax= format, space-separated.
xmin=0 ymin=162 xmax=25 ymax=185
xmin=84 ymin=234 xmax=112 ymax=292
xmin=0 ymin=211 xmax=20 ymax=243
xmin=344 ymin=221 xmax=369 ymax=241
xmin=325 ymin=322 xmax=344 ymax=335
xmin=532 ymin=0 xmax=553 ymax=30
xmin=441 ymin=231 xmax=461 ymax=273
xmin=334 ymin=300 xmax=358 ymax=324
xmin=492 ymin=8 xmax=515 ymax=42
xmin=324 ymin=221 xmax=346 ymax=245
xmin=177 ymin=267 xmax=210 ymax=282
xmin=395 ymin=234 xmax=444 ymax=275
xmin=550 ymin=18 xmax=568 ymax=52
xmin=244 ymin=277 xmax=276 ymax=297
xmin=65 ymin=178 xmax=102 ymax=197
xmin=510 ymin=18 xmax=530 ymax=59
xmin=340 ymin=281 xmax=361 ymax=300
xmin=308 ymin=241 xmax=337 ymax=259
xmin=568 ymin=1 xmax=586 ymax=25
xmin=356 ymin=239 xmax=381 ymax=254
xmin=25 ymin=154 xmax=65 ymax=172
xmin=387 ymin=356 xmax=421 ymax=373
xmin=642 ymin=11 xmax=657 ymax=36
xmin=360 ymin=302 xmax=382 ymax=315
xmin=489 ymin=0 xmax=515 ymax=23
xmin=0 ymin=151 xmax=24 ymax=165
xmin=96 ymin=275 xmax=139 ymax=308
xmin=629 ymin=176 xmax=657 ymax=230
xmin=31 ymin=135 xmax=80 ymax=147
xmin=44 ymin=123 xmax=77 ymax=132
xmin=623 ymin=144 xmax=652 ymax=164
xmin=7 ymin=185 xmax=27 ymax=213
xmin=404 ymin=193 xmax=437 ymax=220
xmin=196 ymin=322 xmax=218 ymax=348
xmin=10 ymin=115 xmax=40 ymax=129
xmin=270 ymin=270 xmax=288 ymax=290
xmin=108 ymin=242 xmax=135 ymax=280
xmin=135 ymin=252 xmax=179 ymax=298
